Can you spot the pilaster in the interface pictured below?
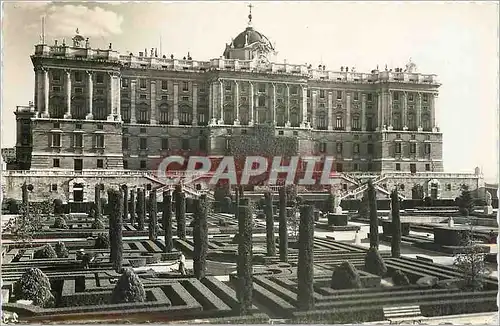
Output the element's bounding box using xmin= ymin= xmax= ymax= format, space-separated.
xmin=192 ymin=83 xmax=198 ymax=125
xmin=64 ymin=70 xmax=72 ymax=118
xmin=233 ymin=81 xmax=240 ymax=125
xmin=345 ymin=91 xmax=351 ymax=131
xmin=86 ymin=71 xmax=93 ymax=120
xmin=218 ymin=79 xmax=224 ymax=124
xmin=402 ymin=91 xmax=408 ymax=131
xmin=150 ymin=80 xmax=157 ymax=124
xmin=327 ymin=91 xmax=333 ymax=130
xmin=417 ymin=92 xmax=422 ymax=131
xmin=285 ymin=84 xmax=291 ymax=127
xmin=361 ymin=93 xmax=367 ymax=131
xmin=300 ymin=85 xmax=308 ymax=127
xmin=173 ymin=82 xmax=179 ymax=125
xmin=311 ymin=89 xmax=317 ymax=128
xmin=130 ymin=79 xmax=137 ymax=123
xmin=42 ymin=68 xmax=50 ymax=118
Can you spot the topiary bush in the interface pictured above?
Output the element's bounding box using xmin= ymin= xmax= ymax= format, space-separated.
xmin=392 ymin=269 xmax=410 ymax=286
xmin=110 ymin=268 xmax=146 ymax=304
xmin=55 ymin=241 xmax=69 ymax=258
xmin=3 ymin=198 xmax=21 ymax=214
xmin=53 ymin=198 xmax=64 ymax=215
xmin=331 ymin=261 xmax=362 ymax=290
xmin=53 ymin=216 xmax=68 ymax=229
xmin=222 ymin=196 xmax=232 ymax=213
xmin=33 ymin=244 xmax=57 ymax=259
xmin=91 ymin=218 xmax=105 ymax=229
xmin=94 ymin=233 xmax=110 ymax=249
xmin=364 ymin=247 xmax=387 ymax=277
xmin=13 ymin=268 xmax=54 ymax=307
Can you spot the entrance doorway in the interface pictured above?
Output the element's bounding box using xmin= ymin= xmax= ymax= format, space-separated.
xmin=73 ymin=183 xmax=84 ymax=202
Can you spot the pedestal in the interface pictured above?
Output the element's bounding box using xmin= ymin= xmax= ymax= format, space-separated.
xmin=327 ymin=213 xmax=348 ymax=226
xmin=85 ymin=113 xmax=93 ymax=120
xmin=483 ymin=206 xmax=493 ymax=215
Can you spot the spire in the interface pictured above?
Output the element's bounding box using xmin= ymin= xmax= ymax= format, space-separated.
xmin=76 ymin=28 xmax=79 ymax=35
xmin=247 ymin=3 xmax=253 ymax=27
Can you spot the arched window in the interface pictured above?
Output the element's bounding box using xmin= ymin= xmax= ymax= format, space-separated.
xmin=290 ymin=108 xmax=299 ymax=127
xmin=50 ymin=96 xmax=65 ymax=118
xmin=121 ymin=101 xmax=131 ymax=123
xmin=316 ymin=111 xmax=327 ymax=130
xmin=335 ymin=114 xmax=344 ymax=130
xmin=408 ymin=113 xmax=416 ymax=130
xmin=351 ymin=115 xmax=360 ymax=130
xmin=158 ymin=103 xmax=170 ymax=124
xmin=179 ymin=105 xmax=192 ymax=125
xmin=137 ymin=103 xmax=150 ymax=124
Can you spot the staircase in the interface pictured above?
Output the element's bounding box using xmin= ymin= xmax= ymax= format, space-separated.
xmin=383 ymin=305 xmax=425 ymax=324
xmin=339 ymin=174 xmax=405 ymax=200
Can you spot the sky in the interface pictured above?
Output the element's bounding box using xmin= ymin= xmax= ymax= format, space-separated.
xmin=1 ymin=1 xmax=498 ymax=182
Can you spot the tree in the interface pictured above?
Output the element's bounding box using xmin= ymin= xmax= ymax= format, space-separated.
xmin=457 ymin=185 xmax=475 ymax=217
xmin=331 ymin=261 xmax=362 ymax=290
xmin=13 ymin=268 xmax=54 ymax=307
xmin=137 ymin=188 xmax=145 ymax=231
xmin=358 ymin=190 xmax=369 ymax=218
xmin=390 ymin=188 xmax=402 ymax=258
xmin=367 ymin=179 xmax=379 ymax=249
xmin=162 ymin=191 xmax=174 ymax=252
xmin=278 ymin=186 xmax=288 ymax=263
xmin=33 ymin=244 xmax=57 ymax=259
xmin=95 ymin=184 xmax=103 ymax=220
xmin=175 ymin=186 xmax=186 ymax=240
xmin=53 ymin=198 xmax=64 ymax=216
xmin=264 ymin=191 xmax=276 ymax=256
xmin=364 ymin=247 xmax=387 ymax=277
xmin=237 ymin=205 xmax=253 ymax=315
xmin=55 ymin=241 xmax=69 ymax=258
xmin=110 ymin=268 xmax=146 ymax=304
xmin=297 ymin=205 xmax=314 ymax=311
xmin=453 ymin=226 xmax=488 ymax=290
xmin=129 ymin=188 xmax=137 ymax=226
xmin=392 ymin=270 xmax=410 ymax=286
xmin=108 ymin=188 xmax=124 ymax=273
xmin=193 ymin=195 xmax=208 ymax=279
xmin=122 ymin=184 xmax=129 ymax=222
xmin=149 ymin=190 xmax=158 ymax=241
xmin=94 ymin=233 xmax=110 ymax=249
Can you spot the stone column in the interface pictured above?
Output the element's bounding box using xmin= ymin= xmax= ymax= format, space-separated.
xmin=150 ymin=80 xmax=157 ymax=124
xmin=192 ymin=83 xmax=198 ymax=125
xmin=271 ymin=83 xmax=276 ymax=125
xmin=64 ymin=70 xmax=72 ymax=118
xmin=417 ymin=92 xmax=422 ymax=131
xmin=43 ymin=68 xmax=50 ymax=117
xmin=35 ymin=69 xmax=43 ymax=116
xmin=361 ymin=93 xmax=367 ymax=131
xmin=86 ymin=71 xmax=93 ymax=119
xmin=130 ymin=79 xmax=137 ymax=123
xmin=173 ymin=82 xmax=179 ymax=125
xmin=327 ymin=91 xmax=333 ymax=130
xmin=117 ymin=76 xmax=121 ymax=121
xmin=285 ymin=84 xmax=291 ymax=127
xmin=311 ymin=90 xmax=317 ymax=128
xmin=107 ymin=72 xmax=115 ymax=120
xmin=402 ymin=91 xmax=408 ymax=131
xmin=345 ymin=91 xmax=351 ymax=131
xmin=218 ymin=79 xmax=224 ymax=124
xmin=233 ymin=81 xmax=240 ymax=125
xmin=431 ymin=92 xmax=438 ymax=131
xmin=388 ymin=90 xmax=393 ymax=130
xmin=300 ymin=85 xmax=308 ymax=127
xmin=249 ymin=82 xmax=254 ymax=125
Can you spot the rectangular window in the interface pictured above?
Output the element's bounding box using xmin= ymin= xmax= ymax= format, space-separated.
xmin=140 ymin=127 xmax=147 ymax=133
xmin=336 ymin=163 xmax=343 ymax=172
xmin=367 ymin=93 xmax=372 ymax=101
xmin=182 ymin=81 xmax=189 ymax=91
xmin=182 ymin=139 xmax=190 ymax=150
xmin=53 ymin=122 xmax=60 ymax=129
xmin=353 ymin=163 xmax=359 ymax=171
xmin=353 ymin=143 xmax=360 ymax=154
xmin=225 ymin=83 xmax=232 ymax=91
xmin=425 ymin=163 xmax=431 ymax=171
xmin=53 ymin=158 xmax=60 ymax=168
xmin=161 ymin=95 xmax=168 ymax=101
xmin=425 ymin=143 xmax=431 ymax=154
xmin=75 ymin=123 xmax=82 ymax=129
xmin=97 ymin=159 xmax=104 ymax=168
xmin=319 ymin=90 xmax=325 ymax=99
xmin=122 ymin=78 xmax=129 ymax=88
xmin=258 ymin=83 xmax=266 ymax=93
xmin=393 ymin=92 xmax=399 ymax=101
xmin=319 ymin=142 xmax=326 ymax=153
xmin=96 ymin=73 xmax=104 ymax=84
xmin=52 ymin=72 xmax=61 ymax=82
xmin=410 ymin=143 xmax=416 ymax=154
xmin=423 ymin=93 xmax=429 ymax=102
xmin=140 ymin=79 xmax=147 ymax=89
xmin=396 ymin=163 xmax=401 ymax=171
xmin=51 ymin=184 xmax=58 ymax=191
xmin=123 ymin=160 xmax=128 ymax=169
xmin=337 ymin=91 xmax=342 ymax=100
xmin=395 ymin=143 xmax=401 ymax=154
xmin=140 ymin=94 xmax=147 ymax=99
xmin=140 ymin=160 xmax=147 ymax=169
xmin=140 ymin=137 xmax=147 ymax=150
xmin=408 ymin=93 xmax=414 ymax=101
xmin=75 ymin=71 xmax=83 ymax=82
xmin=122 ymin=137 xmax=129 ymax=150
xmin=182 ymin=96 xmax=190 ymax=102
xmin=51 ymin=133 xmax=61 ymax=147
xmin=162 ymin=138 xmax=169 ymax=150
xmin=336 ymin=143 xmax=343 ymax=154
xmin=75 ymin=87 xmax=83 ymax=94
xmin=367 ymin=143 xmax=374 ymax=154
xmin=291 ymin=86 xmax=298 ymax=95
xmin=410 ymin=163 xmax=417 ymax=174
xmin=97 ymin=124 xmax=103 ymax=130
xmin=161 ymin=80 xmax=168 ymax=90
xmin=353 ymin=92 xmax=359 ymax=101
xmin=73 ymin=134 xmax=83 ymax=148
xmin=95 ymin=134 xmax=105 ymax=148
xmin=52 ymin=86 xmax=61 ymax=92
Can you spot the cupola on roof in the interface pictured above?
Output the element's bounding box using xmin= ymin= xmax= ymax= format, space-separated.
xmin=231 ymin=4 xmax=274 ymax=50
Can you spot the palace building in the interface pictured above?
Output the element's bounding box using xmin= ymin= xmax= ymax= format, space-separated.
xmin=3 ymin=10 xmax=485 ymax=202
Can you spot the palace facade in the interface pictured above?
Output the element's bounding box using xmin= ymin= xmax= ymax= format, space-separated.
xmin=3 ymin=13 xmax=485 ymax=202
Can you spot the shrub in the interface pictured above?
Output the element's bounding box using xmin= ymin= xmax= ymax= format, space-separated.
xmin=53 ymin=216 xmax=68 ymax=229
xmin=222 ymin=196 xmax=232 ymax=213
xmin=237 ymin=205 xmax=253 ymax=315
xmin=364 ymin=247 xmax=387 ymax=277
xmin=13 ymin=268 xmax=54 ymax=307
xmin=367 ymin=179 xmax=379 ymax=249
xmin=331 ymin=261 xmax=362 ymax=289
xmin=358 ymin=191 xmax=369 ymax=218
xmin=3 ymin=198 xmax=20 ymax=214
xmin=148 ymin=190 xmax=158 ymax=241
xmin=297 ymin=205 xmax=314 ymax=311
xmin=33 ymin=244 xmax=57 ymax=259
xmin=278 ymin=187 xmax=288 ymax=263
xmin=162 ymin=192 xmax=173 ymax=253
xmin=91 ymin=218 xmax=105 ymax=229
xmin=392 ymin=270 xmax=410 ymax=286
xmin=457 ymin=185 xmax=475 ymax=217
xmin=193 ymin=196 xmax=208 ymax=279
xmin=55 ymin=241 xmax=69 ymax=258
xmin=53 ymin=198 xmax=64 ymax=215
xmin=94 ymin=233 xmax=110 ymax=249
xmin=423 ymin=196 xmax=433 ymax=207
xmin=108 ymin=188 xmax=124 ymax=273
xmin=110 ymin=268 xmax=146 ymax=304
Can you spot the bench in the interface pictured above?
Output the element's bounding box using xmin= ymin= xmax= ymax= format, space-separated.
xmin=383 ymin=305 xmax=426 ymax=324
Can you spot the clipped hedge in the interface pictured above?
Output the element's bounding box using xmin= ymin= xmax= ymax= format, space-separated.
xmin=110 ymin=268 xmax=146 ymax=304
xmin=13 ymin=268 xmax=54 ymax=307
xmin=34 ymin=244 xmax=57 ymax=259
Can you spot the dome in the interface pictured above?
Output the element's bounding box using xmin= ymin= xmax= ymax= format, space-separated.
xmin=232 ymin=27 xmax=274 ymax=50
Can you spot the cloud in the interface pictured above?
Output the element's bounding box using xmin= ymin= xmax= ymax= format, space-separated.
xmin=11 ymin=2 xmax=52 ymax=10
xmin=46 ymin=4 xmax=123 ymax=37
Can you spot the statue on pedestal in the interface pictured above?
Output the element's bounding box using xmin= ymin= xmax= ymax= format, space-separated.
xmin=484 ymin=192 xmax=493 ymax=215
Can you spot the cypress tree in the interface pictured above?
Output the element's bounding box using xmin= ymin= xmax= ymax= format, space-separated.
xmin=122 ymin=185 xmax=129 ymax=222
xmin=175 ymin=186 xmax=186 ymax=239
xmin=367 ymin=179 xmax=379 ymax=249
xmin=21 ymin=182 xmax=29 ymax=207
xmin=149 ymin=190 xmax=158 ymax=241
xmin=107 ymin=189 xmax=116 ymax=263
xmin=108 ymin=188 xmax=124 ymax=272
xmin=278 ymin=186 xmax=288 ymax=262
xmin=95 ymin=184 xmax=102 ymax=220
xmin=391 ymin=188 xmax=402 ymax=258
xmin=162 ymin=191 xmax=173 ymax=252
xmin=129 ymin=188 xmax=136 ymax=226
xmin=193 ymin=195 xmax=208 ymax=279
xmin=264 ymin=191 xmax=276 ymax=256
xmin=137 ymin=188 xmax=145 ymax=231
xmin=237 ymin=205 xmax=253 ymax=315
xmin=297 ymin=205 xmax=315 ymax=311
